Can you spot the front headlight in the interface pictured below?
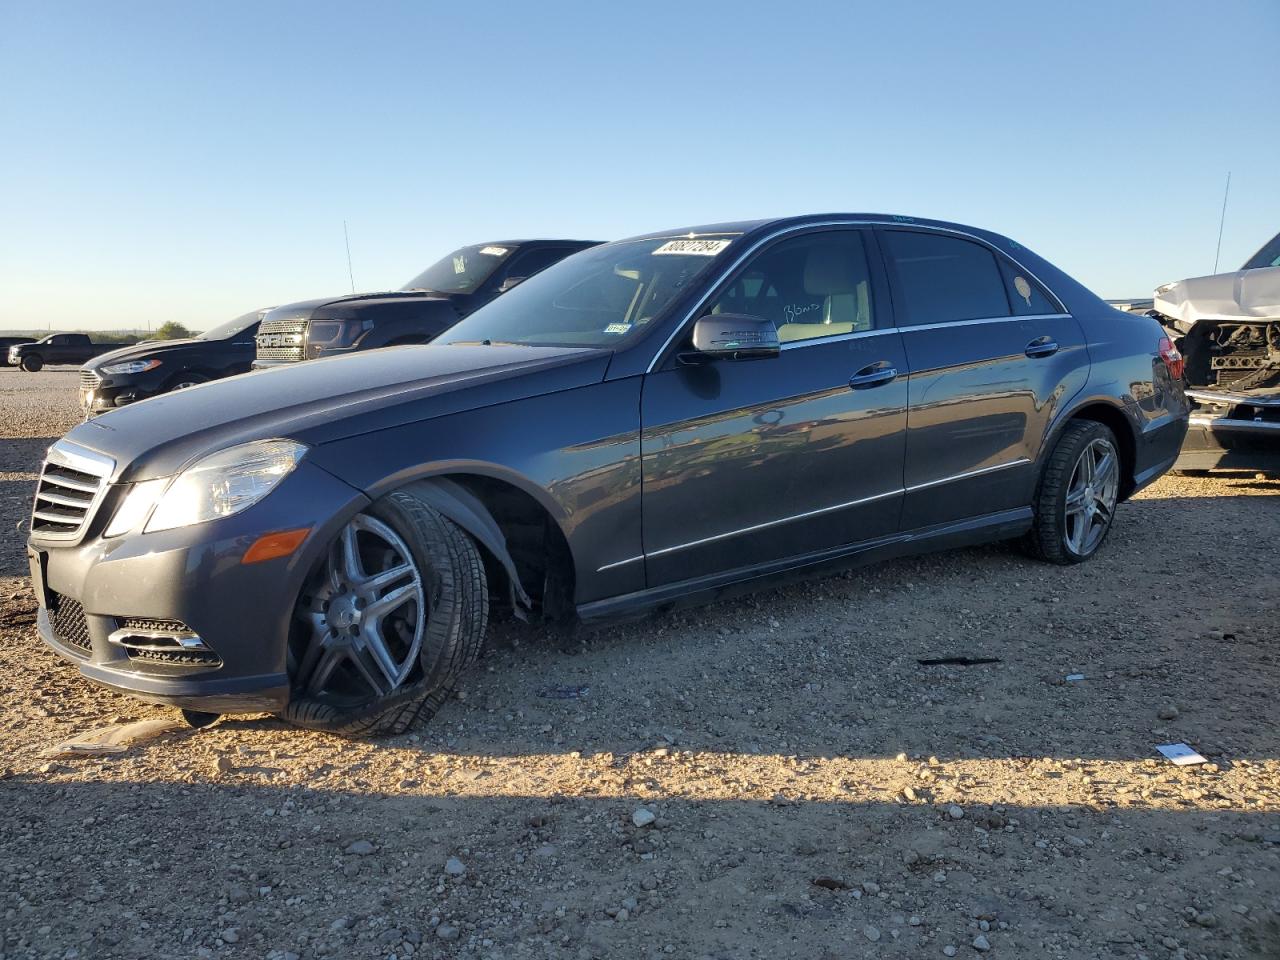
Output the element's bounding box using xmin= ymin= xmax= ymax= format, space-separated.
xmin=101 ymin=358 xmax=162 ymax=375
xmin=113 ymin=439 xmax=309 ymax=534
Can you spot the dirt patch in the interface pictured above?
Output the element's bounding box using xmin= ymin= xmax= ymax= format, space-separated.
xmin=0 ymin=370 xmax=1277 ymax=959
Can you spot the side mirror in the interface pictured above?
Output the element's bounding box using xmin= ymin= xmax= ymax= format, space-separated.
xmin=688 ymin=313 xmax=780 ymax=361
xmin=498 ymin=276 xmax=527 ymax=293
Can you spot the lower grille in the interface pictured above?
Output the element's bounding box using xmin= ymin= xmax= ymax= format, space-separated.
xmin=49 ymin=593 xmax=92 ymax=653
xmin=255 ymin=318 xmax=308 ymax=362
xmin=110 ymin=618 xmax=221 ymax=667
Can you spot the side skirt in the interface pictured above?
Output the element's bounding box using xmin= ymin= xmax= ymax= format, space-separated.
xmin=576 ymin=507 xmax=1033 ymax=624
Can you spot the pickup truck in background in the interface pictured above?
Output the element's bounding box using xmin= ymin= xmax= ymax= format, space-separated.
xmin=8 ymin=334 xmax=117 ymax=371
xmin=252 ymin=239 xmax=599 ymax=368
xmin=0 ymin=337 xmax=35 ymax=364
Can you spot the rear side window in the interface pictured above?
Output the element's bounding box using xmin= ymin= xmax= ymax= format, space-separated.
xmin=998 ymin=259 xmax=1060 ymax=315
xmin=883 ymin=230 xmax=1011 ymax=326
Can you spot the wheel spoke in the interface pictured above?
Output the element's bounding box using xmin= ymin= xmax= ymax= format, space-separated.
xmin=348 ymin=646 xmax=393 ymax=696
xmin=1065 ymin=487 xmax=1088 ymax=515
xmin=340 ymin=523 xmax=365 ymax=583
xmin=358 ymin=562 xmax=414 ymax=593
xmin=305 ymin=645 xmax=345 ymax=696
xmin=359 ymin=629 xmax=404 ymax=689
xmin=365 ymin=583 xmax=417 ymax=625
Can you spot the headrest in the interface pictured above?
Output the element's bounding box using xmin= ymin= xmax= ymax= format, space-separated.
xmin=803 ymin=242 xmax=861 ymax=296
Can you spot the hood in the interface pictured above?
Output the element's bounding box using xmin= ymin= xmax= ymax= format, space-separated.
xmin=264 ymin=290 xmax=456 ymax=322
xmin=1154 ymin=265 xmax=1280 ymax=329
xmin=87 ymin=338 xmax=203 ymax=369
xmin=62 ymin=344 xmax=611 ymax=482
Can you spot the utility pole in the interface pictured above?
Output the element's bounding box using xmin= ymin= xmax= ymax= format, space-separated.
xmin=1213 ymin=172 xmax=1231 ymax=274
xmin=344 ymin=221 xmax=356 ymax=293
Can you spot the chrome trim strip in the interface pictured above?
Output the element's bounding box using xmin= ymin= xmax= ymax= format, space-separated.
xmin=107 ymin=628 xmax=211 ymax=652
xmin=899 ymin=313 xmax=1068 ymax=334
xmin=596 ymin=555 xmax=645 ymax=573
xmin=904 ymin=458 xmax=1031 ymax=494
xmin=46 ymin=440 xmax=114 ymax=478
xmin=643 ymin=457 xmax=1032 ymax=559
xmin=1188 ymin=389 xmax=1280 ymax=409
xmin=647 ymin=488 xmax=902 ymax=558
xmin=644 ymin=218 xmax=1069 ymax=373
xmin=1189 ymin=415 xmax=1280 ymax=433
xmin=778 ymin=328 xmax=899 ymax=351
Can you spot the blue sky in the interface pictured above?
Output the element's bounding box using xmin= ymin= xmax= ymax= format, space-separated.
xmin=1 ymin=0 xmax=1277 ymax=331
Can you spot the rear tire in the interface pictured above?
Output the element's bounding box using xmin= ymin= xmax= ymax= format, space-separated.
xmin=20 ymin=355 xmax=43 ymax=372
xmin=1024 ymin=421 xmax=1122 ymax=564
xmin=282 ymin=491 xmax=488 ymax=737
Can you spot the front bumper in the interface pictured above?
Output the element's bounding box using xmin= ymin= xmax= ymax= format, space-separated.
xmin=79 ymin=374 xmax=168 ymax=414
xmin=28 ymin=461 xmax=369 ymax=713
xmin=1175 ymin=389 xmax=1280 ymax=473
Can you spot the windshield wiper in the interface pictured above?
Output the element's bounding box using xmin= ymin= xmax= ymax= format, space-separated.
xmin=448 ymin=339 xmax=526 ymax=347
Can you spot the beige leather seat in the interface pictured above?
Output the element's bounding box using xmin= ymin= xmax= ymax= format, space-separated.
xmin=777 ymin=242 xmax=871 ymax=343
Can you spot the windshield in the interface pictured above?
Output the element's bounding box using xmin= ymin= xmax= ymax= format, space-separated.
xmin=199 ymin=310 xmax=262 ymax=340
xmin=1242 ymin=230 xmax=1280 ymax=271
xmin=440 ymin=236 xmax=737 ymax=348
xmin=401 ymin=243 xmax=516 ymax=295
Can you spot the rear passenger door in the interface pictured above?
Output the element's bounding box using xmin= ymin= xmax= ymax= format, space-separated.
xmin=879 ymin=228 xmax=1088 ymax=530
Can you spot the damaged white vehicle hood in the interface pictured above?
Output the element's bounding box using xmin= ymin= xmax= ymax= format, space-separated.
xmin=1154 ymin=265 xmax=1280 ymax=330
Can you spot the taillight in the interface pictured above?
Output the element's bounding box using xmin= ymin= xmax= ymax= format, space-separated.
xmin=1158 ymin=336 xmax=1185 ymax=381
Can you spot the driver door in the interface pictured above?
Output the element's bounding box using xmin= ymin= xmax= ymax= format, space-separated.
xmin=639 ymin=228 xmax=909 ymax=587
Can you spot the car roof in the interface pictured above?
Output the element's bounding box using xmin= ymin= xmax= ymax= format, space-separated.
xmin=475 ymin=239 xmax=603 ymax=247
xmin=618 ymin=213 xmax=1007 ymax=245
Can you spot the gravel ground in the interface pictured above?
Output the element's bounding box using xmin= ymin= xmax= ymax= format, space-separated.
xmin=0 ymin=368 xmax=1278 ymax=960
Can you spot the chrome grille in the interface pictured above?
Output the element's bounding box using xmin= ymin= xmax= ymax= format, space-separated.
xmin=31 ymin=441 xmax=113 ymax=539
xmin=255 ymin=318 xmax=308 ymax=362
xmin=79 ymin=369 xmax=101 ymax=389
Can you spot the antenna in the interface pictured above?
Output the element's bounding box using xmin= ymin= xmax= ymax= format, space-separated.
xmin=1213 ymin=172 xmax=1231 ymax=274
xmin=343 ymin=220 xmax=356 ymax=293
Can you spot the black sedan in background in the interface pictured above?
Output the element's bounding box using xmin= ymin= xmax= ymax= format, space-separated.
xmin=79 ymin=309 xmax=266 ymax=415
xmin=28 ymin=214 xmax=1188 ymax=737
xmin=252 ymin=239 xmax=599 ymax=368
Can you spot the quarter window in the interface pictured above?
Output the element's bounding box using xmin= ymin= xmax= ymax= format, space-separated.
xmin=883 ymin=230 xmax=1011 ymax=326
xmin=704 ymin=231 xmax=877 ymax=344
xmin=998 ymin=259 xmax=1060 ymax=315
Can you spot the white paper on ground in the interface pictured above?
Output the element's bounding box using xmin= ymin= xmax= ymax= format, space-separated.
xmin=1065 ymin=674 xmax=1085 ymax=682
xmin=1156 ymin=743 xmax=1207 ymax=766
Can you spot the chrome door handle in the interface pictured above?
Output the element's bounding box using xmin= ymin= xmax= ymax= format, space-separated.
xmin=848 ymin=362 xmax=898 ymax=389
xmin=1025 ymin=337 xmax=1059 ymax=358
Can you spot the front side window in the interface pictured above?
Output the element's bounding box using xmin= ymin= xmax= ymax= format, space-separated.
xmin=402 ymin=243 xmax=517 ymax=295
xmin=441 ymin=236 xmax=736 ymax=348
xmin=703 ymin=230 xmax=877 ymax=344
xmin=883 ymin=230 xmax=1011 ymax=326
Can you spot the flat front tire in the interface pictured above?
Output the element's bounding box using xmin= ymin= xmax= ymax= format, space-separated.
xmin=1024 ymin=421 xmax=1122 ymax=564
xmin=282 ymin=491 xmax=488 ymax=736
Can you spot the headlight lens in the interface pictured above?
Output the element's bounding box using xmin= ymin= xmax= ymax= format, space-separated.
xmin=101 ymin=358 xmax=162 ymax=375
xmin=144 ymin=439 xmax=308 ymax=533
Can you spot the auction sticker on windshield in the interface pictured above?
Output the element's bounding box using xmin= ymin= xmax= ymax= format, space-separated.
xmin=652 ymin=239 xmax=732 ymax=256
xmin=479 ymin=246 xmax=509 ymax=257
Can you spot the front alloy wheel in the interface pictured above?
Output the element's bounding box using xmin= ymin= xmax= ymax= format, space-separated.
xmin=283 ymin=491 xmax=489 ymax=737
xmin=293 ymin=514 xmax=426 ymax=701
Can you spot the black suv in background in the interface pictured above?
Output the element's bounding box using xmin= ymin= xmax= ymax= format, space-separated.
xmin=79 ymin=309 xmax=266 ymax=415
xmin=252 ymin=239 xmax=598 ymax=368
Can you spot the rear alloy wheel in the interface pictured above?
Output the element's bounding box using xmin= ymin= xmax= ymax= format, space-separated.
xmin=1025 ymin=421 xmax=1121 ymax=564
xmin=282 ymin=491 xmax=488 ymax=736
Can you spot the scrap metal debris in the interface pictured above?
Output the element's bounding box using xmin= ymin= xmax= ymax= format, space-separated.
xmin=39 ymin=717 xmax=183 ymax=759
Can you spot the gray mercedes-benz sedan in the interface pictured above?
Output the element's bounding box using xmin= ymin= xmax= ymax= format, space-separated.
xmin=26 ymin=214 xmax=1190 ymax=735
